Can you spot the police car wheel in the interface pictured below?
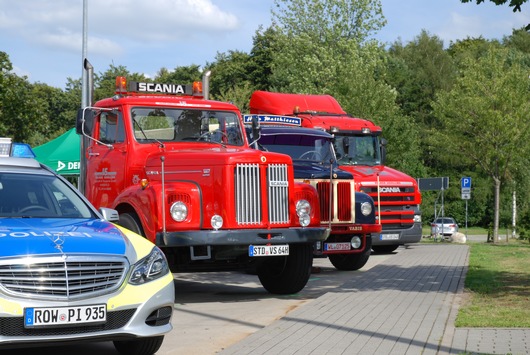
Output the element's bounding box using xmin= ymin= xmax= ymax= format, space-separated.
xmin=114 ymin=335 xmax=164 ymax=355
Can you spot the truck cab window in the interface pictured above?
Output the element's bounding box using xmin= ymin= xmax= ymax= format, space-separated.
xmin=131 ymin=107 xmax=243 ymax=146
xmin=99 ymin=112 xmax=124 ymax=144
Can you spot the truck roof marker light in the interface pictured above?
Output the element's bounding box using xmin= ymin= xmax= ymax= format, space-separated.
xmin=293 ymin=106 xmax=300 ymax=115
xmin=362 ymin=127 xmax=371 ymax=134
xmin=115 ymin=76 xmax=127 ymax=95
xmin=330 ymin=126 xmax=339 ymax=133
xmin=192 ymin=81 xmax=203 ymax=97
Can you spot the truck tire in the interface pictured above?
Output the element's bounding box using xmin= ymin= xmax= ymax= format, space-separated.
xmin=328 ymin=237 xmax=372 ymax=271
xmin=114 ymin=336 xmax=164 ymax=355
xmin=118 ymin=212 xmax=145 ymax=236
xmin=257 ymin=243 xmax=313 ymax=295
xmin=372 ymin=244 xmax=399 ymax=254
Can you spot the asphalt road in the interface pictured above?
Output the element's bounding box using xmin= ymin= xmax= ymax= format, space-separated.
xmin=2 ymin=252 xmax=396 ymax=355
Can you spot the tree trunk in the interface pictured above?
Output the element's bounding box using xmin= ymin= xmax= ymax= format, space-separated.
xmin=493 ymin=177 xmax=501 ymax=244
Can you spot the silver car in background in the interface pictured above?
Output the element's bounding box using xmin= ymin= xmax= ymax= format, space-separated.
xmin=431 ymin=217 xmax=459 ymax=237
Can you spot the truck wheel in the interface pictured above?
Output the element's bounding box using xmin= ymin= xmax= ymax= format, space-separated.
xmin=328 ymin=237 xmax=372 ymax=271
xmin=114 ymin=336 xmax=164 ymax=355
xmin=372 ymin=245 xmax=399 ymax=254
xmin=257 ymin=243 xmax=313 ymax=295
xmin=118 ymin=212 xmax=145 ymax=236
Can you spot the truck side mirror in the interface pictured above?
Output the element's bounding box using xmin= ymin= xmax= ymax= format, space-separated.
xmin=76 ymin=108 xmax=94 ymax=136
xmin=380 ymin=137 xmax=387 ymax=164
xmin=251 ymin=115 xmax=261 ymax=141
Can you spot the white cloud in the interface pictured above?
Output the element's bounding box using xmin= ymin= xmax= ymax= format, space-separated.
xmin=0 ymin=0 xmax=240 ymax=54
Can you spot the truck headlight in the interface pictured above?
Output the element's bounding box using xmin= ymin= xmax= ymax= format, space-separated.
xmin=129 ymin=247 xmax=169 ymax=285
xmin=351 ymin=236 xmax=362 ymax=249
xmin=360 ymin=202 xmax=372 ymax=216
xmin=414 ymin=215 xmax=422 ymax=223
xmin=170 ymin=201 xmax=188 ymax=222
xmin=211 ymin=215 xmax=223 ymax=230
xmin=296 ymin=199 xmax=311 ymax=217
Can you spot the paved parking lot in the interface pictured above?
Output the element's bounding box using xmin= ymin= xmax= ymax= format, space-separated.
xmin=4 ymin=252 xmax=393 ymax=355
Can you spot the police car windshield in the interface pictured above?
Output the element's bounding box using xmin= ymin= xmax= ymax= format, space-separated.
xmin=0 ymin=173 xmax=95 ymax=218
xmin=131 ymin=108 xmax=244 ymax=146
xmin=333 ymin=135 xmax=381 ymax=166
xmin=258 ymin=134 xmax=334 ymax=163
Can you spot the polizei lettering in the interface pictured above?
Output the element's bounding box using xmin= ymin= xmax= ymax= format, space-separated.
xmin=133 ymin=81 xmax=189 ymax=94
xmin=379 ymin=187 xmax=401 ymax=193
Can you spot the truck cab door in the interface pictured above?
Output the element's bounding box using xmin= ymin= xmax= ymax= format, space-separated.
xmin=84 ymin=110 xmax=127 ymax=209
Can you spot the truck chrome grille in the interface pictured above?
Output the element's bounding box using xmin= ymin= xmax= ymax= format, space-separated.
xmin=235 ymin=163 xmax=262 ymax=224
xmin=267 ymin=164 xmax=289 ymax=224
xmin=235 ymin=163 xmax=290 ymax=225
xmin=0 ymin=256 xmax=128 ymax=301
xmin=312 ymin=180 xmax=354 ymax=224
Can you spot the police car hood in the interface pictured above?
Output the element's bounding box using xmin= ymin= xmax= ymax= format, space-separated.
xmin=0 ymin=218 xmax=127 ymax=257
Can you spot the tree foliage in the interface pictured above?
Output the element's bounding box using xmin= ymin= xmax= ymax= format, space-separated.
xmin=432 ymin=46 xmax=530 ymax=240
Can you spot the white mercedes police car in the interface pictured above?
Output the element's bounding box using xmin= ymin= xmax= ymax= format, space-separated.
xmin=0 ymin=138 xmax=174 ymax=355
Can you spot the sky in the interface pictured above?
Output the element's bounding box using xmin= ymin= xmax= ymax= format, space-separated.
xmin=1 ymin=0 xmax=529 ymax=89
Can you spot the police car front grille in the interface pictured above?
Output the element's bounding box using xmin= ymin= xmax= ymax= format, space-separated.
xmin=0 ymin=256 xmax=128 ymax=300
xmin=235 ymin=163 xmax=289 ymax=225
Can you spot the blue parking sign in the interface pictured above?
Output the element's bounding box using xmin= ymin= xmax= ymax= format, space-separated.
xmin=461 ymin=177 xmax=471 ymax=188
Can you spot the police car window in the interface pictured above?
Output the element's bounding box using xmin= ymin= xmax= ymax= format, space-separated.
xmin=0 ymin=173 xmax=94 ymax=218
xmin=131 ymin=108 xmax=243 ymax=146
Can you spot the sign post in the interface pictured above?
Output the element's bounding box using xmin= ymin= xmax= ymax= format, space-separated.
xmin=461 ymin=177 xmax=471 ymax=236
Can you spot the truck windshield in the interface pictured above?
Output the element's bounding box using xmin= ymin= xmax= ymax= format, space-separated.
xmin=131 ymin=107 xmax=244 ymax=146
xmin=333 ymin=135 xmax=381 ymax=166
xmin=258 ymin=134 xmax=334 ymax=163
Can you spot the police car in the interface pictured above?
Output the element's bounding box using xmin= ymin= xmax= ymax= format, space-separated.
xmin=0 ymin=138 xmax=174 ymax=354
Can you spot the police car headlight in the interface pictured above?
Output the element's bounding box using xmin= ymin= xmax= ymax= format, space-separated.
xmin=129 ymin=247 xmax=169 ymax=285
xmin=211 ymin=215 xmax=223 ymax=230
xmin=170 ymin=201 xmax=188 ymax=222
xmin=351 ymin=236 xmax=362 ymax=249
xmin=360 ymin=202 xmax=372 ymax=216
xmin=296 ymin=199 xmax=311 ymax=217
xmin=414 ymin=214 xmax=422 ymax=223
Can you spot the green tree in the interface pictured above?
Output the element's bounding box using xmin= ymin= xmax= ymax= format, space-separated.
xmin=267 ymin=0 xmax=424 ymax=177
xmin=155 ymin=64 xmax=201 ymax=83
xmin=0 ymin=52 xmax=47 ymax=143
xmin=432 ymin=47 xmax=530 ymax=241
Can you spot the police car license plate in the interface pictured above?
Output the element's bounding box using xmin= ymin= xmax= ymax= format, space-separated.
xmin=24 ymin=304 xmax=106 ymax=328
xmin=380 ymin=233 xmax=400 ymax=240
xmin=324 ymin=242 xmax=351 ymax=251
xmin=249 ymin=245 xmax=289 ymax=256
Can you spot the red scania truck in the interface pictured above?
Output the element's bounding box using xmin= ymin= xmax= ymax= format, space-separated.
xmin=249 ymin=91 xmax=422 ymax=253
xmin=75 ymin=75 xmax=329 ymax=295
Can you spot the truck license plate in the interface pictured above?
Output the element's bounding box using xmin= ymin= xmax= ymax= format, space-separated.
xmin=249 ymin=245 xmax=289 ymax=257
xmin=24 ymin=304 xmax=106 ymax=328
xmin=380 ymin=233 xmax=400 ymax=240
xmin=324 ymin=242 xmax=351 ymax=251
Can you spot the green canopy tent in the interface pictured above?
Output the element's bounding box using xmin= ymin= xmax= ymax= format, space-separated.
xmin=33 ymin=128 xmax=80 ymax=176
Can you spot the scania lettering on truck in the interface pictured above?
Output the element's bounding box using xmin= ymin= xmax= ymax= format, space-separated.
xmin=246 ymin=116 xmax=382 ymax=270
xmin=249 ymin=91 xmax=422 ymax=253
xmin=76 ymin=74 xmax=329 ymax=295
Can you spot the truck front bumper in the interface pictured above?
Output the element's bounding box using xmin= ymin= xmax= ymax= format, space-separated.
xmin=371 ymin=222 xmax=422 ymax=246
xmin=156 ymin=227 xmax=330 ymax=247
